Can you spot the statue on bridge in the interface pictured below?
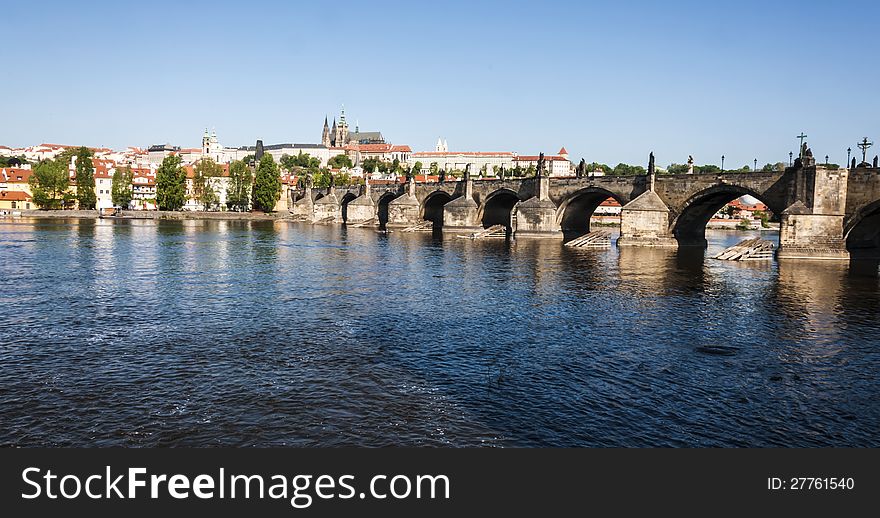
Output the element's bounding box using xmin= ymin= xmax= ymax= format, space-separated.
xmin=648 ymin=152 xmax=655 ymax=175
xmin=439 ymin=169 xmax=446 ymax=183
xmin=536 ymin=153 xmax=545 ymax=178
xmin=577 ymin=158 xmax=586 ymax=178
xmin=874 ymin=155 xmax=878 ymax=168
xmin=687 ymin=155 xmax=694 ymax=174
xmin=463 ymin=164 xmax=471 ymax=182
xmin=803 ymin=143 xmax=815 ymax=167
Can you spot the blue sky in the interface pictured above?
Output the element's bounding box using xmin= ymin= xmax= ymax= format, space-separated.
xmin=2 ymin=0 xmax=878 ymax=167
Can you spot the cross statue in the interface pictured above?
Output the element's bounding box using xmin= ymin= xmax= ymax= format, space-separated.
xmin=796 ymin=132 xmax=808 ymax=159
xmin=857 ymin=137 xmax=874 ymax=164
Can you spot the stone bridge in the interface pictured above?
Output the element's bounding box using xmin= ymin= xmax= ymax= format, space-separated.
xmin=288 ymin=164 xmax=880 ymax=260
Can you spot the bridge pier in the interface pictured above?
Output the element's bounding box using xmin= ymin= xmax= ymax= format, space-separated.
xmin=387 ymin=179 xmax=421 ymax=227
xmin=513 ymin=175 xmax=562 ymax=238
xmin=442 ymin=176 xmax=481 ymax=233
xmin=313 ymin=187 xmax=342 ymax=223
xmin=777 ymin=166 xmax=850 ymax=260
xmin=291 ymin=185 xmax=314 ymax=221
xmin=345 ymin=183 xmax=376 ymax=225
xmin=617 ymin=190 xmax=678 ymax=247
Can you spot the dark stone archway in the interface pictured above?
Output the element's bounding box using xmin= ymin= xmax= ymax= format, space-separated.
xmin=846 ymin=199 xmax=880 ymax=256
xmin=422 ymin=191 xmax=453 ymax=229
xmin=340 ymin=192 xmax=358 ymax=223
xmin=671 ymin=185 xmax=780 ymax=247
xmin=481 ymin=189 xmax=520 ymax=232
xmin=557 ymin=188 xmax=622 ymax=238
xmin=377 ymin=192 xmax=397 ymax=229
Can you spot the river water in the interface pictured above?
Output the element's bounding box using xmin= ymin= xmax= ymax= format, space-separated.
xmin=0 ymin=218 xmax=878 ymax=447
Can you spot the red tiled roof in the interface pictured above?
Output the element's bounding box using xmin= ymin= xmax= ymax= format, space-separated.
xmin=352 ymin=144 xmax=393 ymax=152
xmin=412 ymin=151 xmax=515 ymax=157
xmin=0 ymin=191 xmax=32 ymax=201
xmin=558 ymin=147 xmax=568 ymax=155
xmin=1 ymin=168 xmax=33 ymax=182
xmin=514 ymin=155 xmax=568 ymax=162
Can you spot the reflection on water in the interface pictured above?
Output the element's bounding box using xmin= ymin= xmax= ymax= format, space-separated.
xmin=0 ymin=221 xmax=877 ymax=447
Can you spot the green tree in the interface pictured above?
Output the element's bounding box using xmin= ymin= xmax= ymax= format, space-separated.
xmin=193 ymin=158 xmax=222 ymax=210
xmin=429 ymin=162 xmax=439 ymax=177
xmin=695 ymin=164 xmax=721 ymax=174
xmin=585 ymin=162 xmax=612 ymax=175
xmin=253 ymin=153 xmax=281 ymax=212
xmin=612 ymin=163 xmax=646 ymax=176
xmin=0 ymin=155 xmax=29 ymax=167
xmin=55 ymin=147 xmax=79 ymax=167
xmin=281 ymin=152 xmax=322 ymax=173
xmin=29 ymin=159 xmax=71 ymax=209
xmin=753 ymin=210 xmax=770 ymax=228
xmin=362 ymin=157 xmax=379 ymax=174
xmin=328 ymin=154 xmax=353 ymax=169
xmin=111 ymin=165 xmax=134 ymax=208
xmin=411 ymin=161 xmax=423 ymax=178
xmin=666 ymin=163 xmax=689 ymax=174
xmin=74 ymin=147 xmax=96 ymax=209
xmin=391 ymin=158 xmax=401 ymax=175
xmin=227 ymin=159 xmax=253 ymax=212
xmin=156 ymin=155 xmax=187 ymax=211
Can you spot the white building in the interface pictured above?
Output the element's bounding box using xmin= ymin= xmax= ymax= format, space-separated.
xmin=148 ymin=144 xmax=181 ymax=165
xmin=514 ymin=147 xmax=573 ymax=177
xmin=410 ymin=151 xmax=516 ymax=176
xmin=346 ymin=143 xmax=412 ymax=166
xmin=131 ymin=167 xmax=157 ymax=210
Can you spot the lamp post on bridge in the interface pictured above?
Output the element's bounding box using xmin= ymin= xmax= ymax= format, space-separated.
xmin=789 ymin=151 xmax=793 ymax=166
xmin=825 ymin=155 xmax=829 ymax=166
xmin=754 ymin=158 xmax=757 ymax=171
xmin=721 ymin=155 xmax=725 ymax=172
xmin=847 ymin=147 xmax=852 ymax=168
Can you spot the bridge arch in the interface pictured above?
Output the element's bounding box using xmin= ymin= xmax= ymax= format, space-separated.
xmin=421 ymin=190 xmax=454 ymax=228
xmin=377 ymin=192 xmax=398 ymax=228
xmin=556 ymin=187 xmax=624 ymax=237
xmin=478 ymin=188 xmax=521 ymax=231
xmin=671 ymin=184 xmax=782 ymax=246
xmin=340 ymin=192 xmax=358 ymax=223
xmin=845 ymin=199 xmax=880 ymax=255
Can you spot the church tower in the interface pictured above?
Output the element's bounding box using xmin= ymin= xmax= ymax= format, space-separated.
xmin=201 ymin=128 xmax=210 ymax=155
xmin=321 ymin=116 xmax=331 ymax=147
xmin=337 ymin=105 xmax=349 ymax=147
xmin=331 ymin=117 xmax=338 ymax=147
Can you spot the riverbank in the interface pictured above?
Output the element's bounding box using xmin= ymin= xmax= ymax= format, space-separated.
xmin=1 ymin=209 xmax=289 ymax=221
